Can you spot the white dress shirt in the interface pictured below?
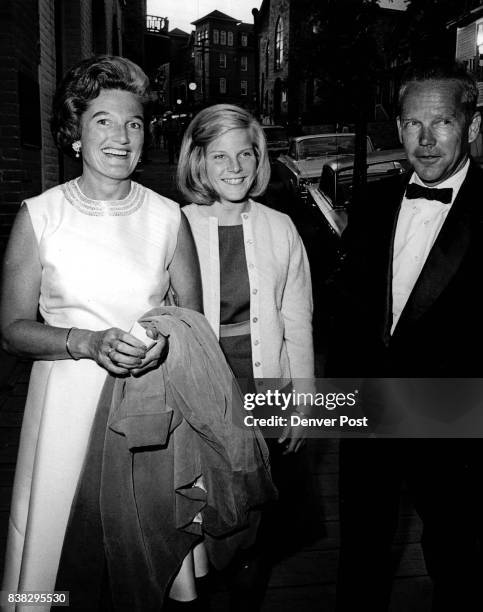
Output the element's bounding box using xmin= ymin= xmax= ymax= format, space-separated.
xmin=391 ymin=159 xmax=469 ymax=334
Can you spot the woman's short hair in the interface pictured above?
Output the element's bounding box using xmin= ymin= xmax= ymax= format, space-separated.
xmin=51 ymin=55 xmax=150 ymax=156
xmin=177 ymin=104 xmax=270 ymax=204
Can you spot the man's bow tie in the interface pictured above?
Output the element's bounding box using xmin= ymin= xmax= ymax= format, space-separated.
xmin=405 ymin=183 xmax=453 ymax=204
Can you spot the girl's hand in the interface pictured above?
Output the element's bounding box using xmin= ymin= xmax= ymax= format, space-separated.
xmin=278 ymin=418 xmax=307 ymax=455
xmin=130 ymin=329 xmax=169 ymax=376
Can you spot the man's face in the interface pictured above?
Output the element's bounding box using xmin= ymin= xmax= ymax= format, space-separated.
xmin=397 ymin=79 xmax=480 ymax=186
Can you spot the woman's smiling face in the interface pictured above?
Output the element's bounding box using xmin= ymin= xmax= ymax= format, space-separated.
xmin=205 ymin=128 xmax=257 ymax=205
xmin=79 ymin=88 xmax=144 ymax=185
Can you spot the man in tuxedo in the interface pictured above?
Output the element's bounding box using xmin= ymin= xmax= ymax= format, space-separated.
xmin=329 ymin=61 xmax=483 ymax=611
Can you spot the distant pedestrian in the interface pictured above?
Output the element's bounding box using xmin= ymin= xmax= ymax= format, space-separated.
xmin=165 ymin=112 xmax=179 ymax=164
xmin=153 ymin=116 xmax=163 ymax=149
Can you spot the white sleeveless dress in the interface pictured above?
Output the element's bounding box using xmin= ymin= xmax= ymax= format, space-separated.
xmin=1 ymin=179 xmax=180 ymax=611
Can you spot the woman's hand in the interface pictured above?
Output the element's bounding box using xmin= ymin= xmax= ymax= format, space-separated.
xmin=87 ymin=328 xmax=148 ymax=375
xmin=130 ymin=330 xmax=169 ymax=376
xmin=277 ymin=417 xmax=307 ymax=455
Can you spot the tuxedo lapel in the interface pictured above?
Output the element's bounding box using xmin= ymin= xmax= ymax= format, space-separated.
xmin=393 ymin=164 xmax=479 ymax=336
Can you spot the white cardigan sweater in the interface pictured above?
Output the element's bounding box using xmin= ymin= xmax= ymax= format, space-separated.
xmin=183 ymin=200 xmax=314 ymax=387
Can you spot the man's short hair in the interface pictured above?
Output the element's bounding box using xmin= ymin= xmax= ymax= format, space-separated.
xmin=176 ymin=104 xmax=270 ymax=205
xmin=398 ymin=59 xmax=478 ymax=121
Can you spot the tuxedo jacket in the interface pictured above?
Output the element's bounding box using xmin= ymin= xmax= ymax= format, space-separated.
xmin=328 ymin=161 xmax=483 ymax=378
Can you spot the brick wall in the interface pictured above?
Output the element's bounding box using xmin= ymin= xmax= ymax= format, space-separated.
xmin=456 ymin=23 xmax=476 ymax=62
xmin=62 ymin=0 xmax=92 ymax=71
xmin=122 ymin=0 xmax=147 ymax=67
xmin=0 ymin=0 xmax=147 ymax=249
xmin=0 ymin=1 xmax=42 ymax=253
xmin=39 ymin=0 xmax=59 ymax=191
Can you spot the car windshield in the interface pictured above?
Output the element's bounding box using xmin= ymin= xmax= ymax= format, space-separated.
xmin=324 ymin=159 xmax=405 ymax=206
xmin=337 ymin=160 xmax=403 ymax=182
xmin=319 ymin=166 xmax=353 ymax=207
xmin=298 ymin=135 xmax=370 ymax=160
xmin=264 ymin=128 xmax=288 ymax=142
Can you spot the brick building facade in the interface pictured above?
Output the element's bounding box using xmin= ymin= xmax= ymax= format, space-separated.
xmin=188 ymin=11 xmax=256 ymax=111
xmin=448 ymin=0 xmax=483 ymax=159
xmin=449 ymin=0 xmax=483 ymax=107
xmin=0 ymin=0 xmax=146 ymax=254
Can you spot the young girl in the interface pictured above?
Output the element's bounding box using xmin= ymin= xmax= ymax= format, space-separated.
xmin=178 ymin=104 xmax=314 ymax=426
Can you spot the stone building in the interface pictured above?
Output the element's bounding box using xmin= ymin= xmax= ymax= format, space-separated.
xmin=0 ymin=0 xmax=146 ymax=254
xmin=254 ymin=0 xmax=291 ymax=125
xmin=254 ymin=0 xmax=404 ymax=128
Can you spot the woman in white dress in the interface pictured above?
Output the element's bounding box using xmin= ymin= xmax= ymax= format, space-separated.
xmin=0 ymin=56 xmax=201 ymax=610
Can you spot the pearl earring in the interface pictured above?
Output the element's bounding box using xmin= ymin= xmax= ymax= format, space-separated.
xmin=72 ymin=141 xmax=81 ymax=158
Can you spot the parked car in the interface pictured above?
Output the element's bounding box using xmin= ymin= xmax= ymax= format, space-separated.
xmin=275 ymin=133 xmax=375 ymax=202
xmin=306 ymin=149 xmax=409 ymax=237
xmin=262 ymin=125 xmax=289 ymax=161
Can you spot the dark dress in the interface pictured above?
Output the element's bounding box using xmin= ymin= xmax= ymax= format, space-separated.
xmin=217 ymin=227 xmax=320 ymax=611
xmin=218 ymin=225 xmax=254 ymax=389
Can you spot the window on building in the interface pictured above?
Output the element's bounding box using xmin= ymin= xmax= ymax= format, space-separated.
xmin=274 ymin=17 xmax=284 ymax=70
xmin=220 ymin=30 xmax=226 ymax=45
xmin=220 ymin=78 xmax=227 ymax=93
xmin=478 ymin=22 xmax=483 ymax=51
xmin=241 ymin=80 xmax=248 ymax=96
xmin=228 ymin=31 xmax=234 ymax=46
xmin=241 ymin=55 xmax=247 ymax=71
xmin=213 ymin=29 xmax=219 ymax=44
xmin=241 ymin=33 xmax=248 ymax=47
xmin=219 ymin=53 xmax=227 ymax=68
xmin=478 ymin=23 xmax=483 ymax=79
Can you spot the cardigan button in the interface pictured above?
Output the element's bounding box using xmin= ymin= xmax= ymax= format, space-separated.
xmin=255 ymin=361 xmax=261 ymax=367
xmin=242 ymin=213 xmax=249 ymax=220
xmin=252 ymin=288 xmax=258 ymax=295
xmin=254 ymin=339 xmax=259 ymax=345
xmin=252 ymin=317 xmax=258 ymax=323
xmin=248 ymin=263 xmax=254 ymax=269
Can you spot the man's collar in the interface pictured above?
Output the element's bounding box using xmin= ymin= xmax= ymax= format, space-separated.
xmin=409 ymin=158 xmax=470 ymax=204
xmin=410 ymin=158 xmax=470 ymax=190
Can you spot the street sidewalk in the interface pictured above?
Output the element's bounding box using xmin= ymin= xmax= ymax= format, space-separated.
xmin=135 ymin=145 xmax=183 ymax=203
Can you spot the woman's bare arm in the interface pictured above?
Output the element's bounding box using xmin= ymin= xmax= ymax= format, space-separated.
xmin=168 ymin=212 xmax=203 ymax=312
xmin=0 ymin=206 xmax=146 ymax=374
